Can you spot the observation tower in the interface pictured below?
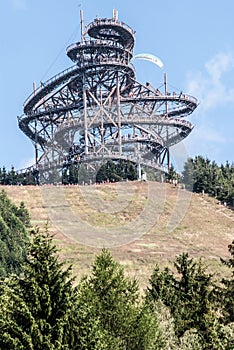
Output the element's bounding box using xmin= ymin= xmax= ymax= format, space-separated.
xmin=18 ymin=10 xmax=198 ymax=183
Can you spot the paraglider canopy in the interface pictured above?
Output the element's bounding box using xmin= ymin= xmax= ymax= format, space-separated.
xmin=131 ymin=53 xmax=164 ymax=69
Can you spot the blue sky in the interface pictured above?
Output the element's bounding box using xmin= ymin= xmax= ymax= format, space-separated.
xmin=1 ymin=0 xmax=234 ymax=171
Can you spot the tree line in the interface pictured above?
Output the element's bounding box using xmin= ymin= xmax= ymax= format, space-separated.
xmin=0 ymin=160 xmax=137 ymax=186
xmin=0 ymin=155 xmax=233 ymax=206
xmin=0 ymin=166 xmax=39 ymax=186
xmin=62 ymin=159 xmax=138 ymax=185
xmin=0 ymin=190 xmax=234 ymax=349
xmin=182 ymin=156 xmax=234 ymax=207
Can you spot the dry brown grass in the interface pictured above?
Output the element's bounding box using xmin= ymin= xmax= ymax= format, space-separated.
xmin=2 ymin=181 xmax=233 ymax=289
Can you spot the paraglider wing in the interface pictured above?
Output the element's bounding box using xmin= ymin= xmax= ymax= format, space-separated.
xmin=131 ymin=53 xmax=164 ymax=69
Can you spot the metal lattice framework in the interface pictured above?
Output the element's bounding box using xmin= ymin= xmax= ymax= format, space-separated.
xmin=18 ymin=12 xmax=198 ymax=181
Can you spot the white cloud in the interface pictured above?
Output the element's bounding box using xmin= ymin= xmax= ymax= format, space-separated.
xmin=183 ymin=53 xmax=234 ymax=163
xmin=205 ymin=53 xmax=234 ymax=84
xmin=10 ymin=0 xmax=27 ymax=11
xmin=186 ymin=52 xmax=234 ymax=113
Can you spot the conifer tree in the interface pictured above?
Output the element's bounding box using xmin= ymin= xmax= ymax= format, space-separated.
xmin=182 ymin=158 xmax=195 ymax=190
xmin=0 ymin=190 xmax=29 ymax=276
xmin=220 ymin=240 xmax=234 ymax=323
xmin=182 ymin=156 xmax=234 ymax=206
xmin=68 ymin=163 xmax=78 ymax=184
xmin=146 ymin=253 xmax=216 ymax=346
xmin=0 ymin=229 xmax=77 ymax=349
xmin=77 ymin=249 xmax=161 ymax=349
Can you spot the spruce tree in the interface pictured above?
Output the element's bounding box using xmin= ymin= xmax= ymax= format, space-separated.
xmin=220 ymin=240 xmax=234 ymax=323
xmin=182 ymin=156 xmax=234 ymax=206
xmin=77 ymin=249 xmax=161 ymax=349
xmin=68 ymin=163 xmax=78 ymax=184
xmin=147 ymin=253 xmax=215 ymax=342
xmin=182 ymin=158 xmax=195 ymax=190
xmin=0 ymin=190 xmax=29 ymax=276
xmin=0 ymin=228 xmax=77 ymax=349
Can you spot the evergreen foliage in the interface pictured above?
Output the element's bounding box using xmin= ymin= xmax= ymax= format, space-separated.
xmin=0 ymin=232 xmax=234 ymax=348
xmin=146 ymin=253 xmax=222 ymax=348
xmin=95 ymin=159 xmax=137 ymax=183
xmin=165 ymin=164 xmax=179 ymax=183
xmin=61 ymin=159 xmax=138 ymax=184
xmin=0 ymin=186 xmax=234 ymax=348
xmin=0 ymin=166 xmax=38 ymax=185
xmin=0 ymin=228 xmax=78 ymax=350
xmin=77 ymin=249 xmax=161 ymax=349
xmin=2 ymin=154 xmax=233 ymax=194
xmin=182 ymin=156 xmax=234 ymax=206
xmin=220 ymin=240 xmax=234 ymax=324
xmin=0 ymin=190 xmax=30 ymax=277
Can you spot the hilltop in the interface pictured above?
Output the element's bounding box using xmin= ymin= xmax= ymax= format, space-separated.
xmin=3 ymin=181 xmax=234 ymax=288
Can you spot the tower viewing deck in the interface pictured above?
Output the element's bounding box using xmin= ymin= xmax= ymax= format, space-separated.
xmin=18 ymin=10 xmax=198 ymax=183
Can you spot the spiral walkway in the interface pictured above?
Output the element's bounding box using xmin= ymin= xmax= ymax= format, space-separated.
xmin=18 ymin=12 xmax=198 ymax=180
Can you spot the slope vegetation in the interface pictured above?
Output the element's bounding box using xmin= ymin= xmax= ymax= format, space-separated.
xmin=3 ymin=181 xmax=233 ymax=287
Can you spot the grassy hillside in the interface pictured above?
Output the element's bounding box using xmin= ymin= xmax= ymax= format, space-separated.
xmin=3 ymin=181 xmax=234 ymax=288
